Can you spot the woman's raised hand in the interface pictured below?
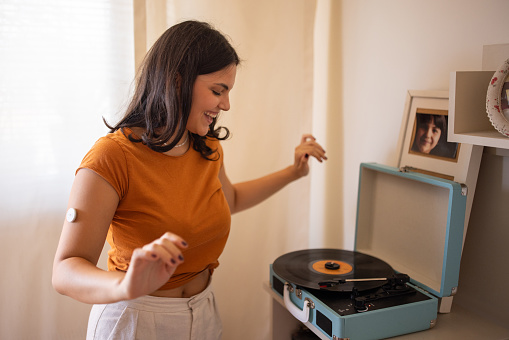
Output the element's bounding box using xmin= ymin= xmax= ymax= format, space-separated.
xmin=292 ymin=134 xmax=327 ymax=178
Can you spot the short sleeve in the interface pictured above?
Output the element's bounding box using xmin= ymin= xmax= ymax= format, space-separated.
xmin=77 ymin=136 xmax=129 ymax=199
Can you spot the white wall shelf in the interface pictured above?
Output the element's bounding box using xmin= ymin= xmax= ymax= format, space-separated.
xmin=448 ymin=43 xmax=509 ymax=150
xmin=448 ymin=70 xmax=509 ymax=149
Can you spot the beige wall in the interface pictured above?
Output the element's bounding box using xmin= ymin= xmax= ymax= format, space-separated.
xmin=331 ymin=0 xmax=509 ymax=249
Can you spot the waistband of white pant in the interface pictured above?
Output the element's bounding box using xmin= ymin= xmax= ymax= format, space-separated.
xmin=113 ymin=280 xmax=214 ymax=312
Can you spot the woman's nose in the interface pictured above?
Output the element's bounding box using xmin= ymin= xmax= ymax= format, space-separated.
xmin=219 ymin=95 xmax=230 ymax=111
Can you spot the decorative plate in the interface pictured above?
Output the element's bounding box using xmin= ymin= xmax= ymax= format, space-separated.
xmin=486 ymin=58 xmax=509 ymax=137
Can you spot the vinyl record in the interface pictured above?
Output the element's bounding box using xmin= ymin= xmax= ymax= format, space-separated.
xmin=272 ymin=248 xmax=394 ymax=292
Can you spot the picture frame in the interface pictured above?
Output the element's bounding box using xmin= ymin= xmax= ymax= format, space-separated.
xmin=396 ymin=90 xmax=481 ymax=183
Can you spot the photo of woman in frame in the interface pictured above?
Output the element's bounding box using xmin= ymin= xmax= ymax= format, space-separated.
xmin=410 ymin=109 xmax=459 ymax=161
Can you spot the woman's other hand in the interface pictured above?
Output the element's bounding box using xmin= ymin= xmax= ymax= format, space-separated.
xmin=292 ymin=134 xmax=327 ymax=178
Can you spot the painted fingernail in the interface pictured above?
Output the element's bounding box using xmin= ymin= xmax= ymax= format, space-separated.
xmin=305 ymin=154 xmax=309 ymax=158
xmin=170 ymin=258 xmax=176 ymax=264
xmin=181 ymin=241 xmax=188 ymax=247
xmin=178 ymin=254 xmax=184 ymax=261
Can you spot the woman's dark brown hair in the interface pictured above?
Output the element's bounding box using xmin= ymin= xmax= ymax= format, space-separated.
xmin=416 ymin=113 xmax=447 ymax=132
xmin=106 ymin=20 xmax=240 ymax=160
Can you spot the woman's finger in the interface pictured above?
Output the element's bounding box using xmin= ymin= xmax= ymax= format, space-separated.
xmin=161 ymin=231 xmax=188 ymax=249
xmin=300 ymin=134 xmax=316 ymax=144
xmin=141 ymin=233 xmax=187 ymax=266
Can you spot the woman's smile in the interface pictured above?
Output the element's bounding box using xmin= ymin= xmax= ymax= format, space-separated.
xmin=204 ymin=111 xmax=219 ymax=125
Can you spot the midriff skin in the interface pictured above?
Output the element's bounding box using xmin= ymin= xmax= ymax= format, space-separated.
xmin=149 ymin=269 xmax=210 ymax=298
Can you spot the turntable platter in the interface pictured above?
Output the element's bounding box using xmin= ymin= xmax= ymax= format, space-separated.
xmin=272 ymin=248 xmax=395 ymax=292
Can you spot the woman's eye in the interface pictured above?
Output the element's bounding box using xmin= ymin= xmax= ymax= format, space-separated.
xmin=212 ymin=90 xmax=221 ymax=96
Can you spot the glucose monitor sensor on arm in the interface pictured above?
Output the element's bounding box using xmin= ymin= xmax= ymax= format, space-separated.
xmin=66 ymin=208 xmax=77 ymax=222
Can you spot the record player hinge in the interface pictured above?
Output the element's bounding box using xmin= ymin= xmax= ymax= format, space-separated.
xmin=460 ymin=184 xmax=468 ymax=196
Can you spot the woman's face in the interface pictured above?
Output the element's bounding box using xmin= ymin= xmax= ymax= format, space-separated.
xmin=415 ymin=118 xmax=441 ymax=154
xmin=186 ymin=64 xmax=237 ymax=136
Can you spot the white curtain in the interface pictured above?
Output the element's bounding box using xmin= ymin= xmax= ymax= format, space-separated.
xmin=0 ymin=1 xmax=134 ymax=339
xmin=0 ymin=0 xmax=340 ymax=339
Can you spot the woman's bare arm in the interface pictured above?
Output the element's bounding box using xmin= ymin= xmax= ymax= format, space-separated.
xmin=52 ymin=169 xmax=187 ymax=304
xmin=220 ymin=134 xmax=327 ymax=214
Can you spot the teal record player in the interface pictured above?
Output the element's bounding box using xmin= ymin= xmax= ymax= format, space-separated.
xmin=269 ymin=162 xmax=467 ymax=340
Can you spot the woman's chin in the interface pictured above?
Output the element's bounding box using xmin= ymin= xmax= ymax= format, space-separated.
xmin=189 ymin=128 xmax=210 ymax=137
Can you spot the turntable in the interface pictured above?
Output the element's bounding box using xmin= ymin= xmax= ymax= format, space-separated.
xmin=269 ymin=162 xmax=467 ymax=340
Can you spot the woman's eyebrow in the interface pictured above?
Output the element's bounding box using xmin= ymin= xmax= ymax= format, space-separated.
xmin=214 ymin=83 xmax=229 ymax=90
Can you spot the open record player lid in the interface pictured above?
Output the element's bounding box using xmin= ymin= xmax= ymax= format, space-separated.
xmin=354 ymin=162 xmax=467 ymax=298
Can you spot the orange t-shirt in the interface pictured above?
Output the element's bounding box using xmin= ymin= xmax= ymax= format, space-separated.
xmin=78 ymin=128 xmax=231 ymax=290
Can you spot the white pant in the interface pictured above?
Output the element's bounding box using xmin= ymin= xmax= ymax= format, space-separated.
xmin=86 ymin=283 xmax=222 ymax=340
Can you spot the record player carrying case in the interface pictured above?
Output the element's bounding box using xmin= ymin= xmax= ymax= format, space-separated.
xmin=269 ymin=162 xmax=467 ymax=340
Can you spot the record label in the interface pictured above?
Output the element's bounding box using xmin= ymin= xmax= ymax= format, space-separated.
xmin=311 ymin=260 xmax=353 ymax=275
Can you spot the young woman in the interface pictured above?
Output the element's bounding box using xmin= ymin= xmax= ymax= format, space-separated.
xmin=52 ymin=20 xmax=327 ymax=339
